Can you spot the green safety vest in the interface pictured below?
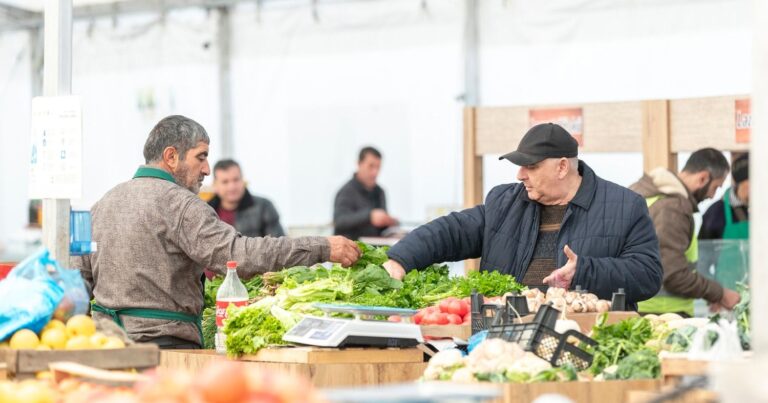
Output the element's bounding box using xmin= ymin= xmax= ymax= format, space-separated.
xmin=90 ymin=166 xmax=204 ymax=345
xmin=715 ymin=188 xmax=750 ymax=289
xmin=638 ymin=195 xmax=697 ymax=316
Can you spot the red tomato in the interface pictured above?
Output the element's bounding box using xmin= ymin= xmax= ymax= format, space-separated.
xmin=435 ymin=313 xmax=450 ymax=325
xmin=420 ymin=313 xmax=435 ymax=325
xmin=446 ymin=314 xmax=463 ymax=325
xmin=388 ymin=315 xmax=401 ymax=323
xmin=438 ymin=298 xmax=456 ymax=313
xmin=412 ymin=311 xmax=424 ymax=325
xmin=446 ymin=300 xmax=469 ymax=317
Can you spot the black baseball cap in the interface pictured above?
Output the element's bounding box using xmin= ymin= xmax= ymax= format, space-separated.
xmin=499 ymin=123 xmax=578 ymax=166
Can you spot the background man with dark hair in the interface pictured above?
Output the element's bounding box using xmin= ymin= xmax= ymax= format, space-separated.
xmin=208 ymin=159 xmax=285 ymax=238
xmin=333 ymin=146 xmax=398 ymax=240
xmin=630 ymin=148 xmax=740 ymax=316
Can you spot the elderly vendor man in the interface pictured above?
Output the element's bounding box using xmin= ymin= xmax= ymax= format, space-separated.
xmin=72 ymin=115 xmax=361 ymax=349
xmin=383 ymin=123 xmax=663 ymax=308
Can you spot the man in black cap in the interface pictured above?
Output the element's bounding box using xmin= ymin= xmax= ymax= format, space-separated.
xmin=383 ymin=123 xmax=663 ymax=308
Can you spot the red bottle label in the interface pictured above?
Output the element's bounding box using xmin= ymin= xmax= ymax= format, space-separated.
xmin=215 ymin=300 xmax=248 ymax=326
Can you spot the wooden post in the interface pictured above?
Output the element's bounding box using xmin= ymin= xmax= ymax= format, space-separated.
xmin=463 ymin=107 xmax=482 ymax=271
xmin=642 ymin=100 xmax=677 ymax=173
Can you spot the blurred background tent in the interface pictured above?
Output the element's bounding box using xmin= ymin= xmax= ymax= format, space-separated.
xmin=0 ymin=0 xmax=751 ymax=255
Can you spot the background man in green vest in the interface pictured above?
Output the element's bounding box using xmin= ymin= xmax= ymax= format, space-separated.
xmin=699 ymin=153 xmax=749 ymax=290
xmin=630 ymin=148 xmax=740 ymax=316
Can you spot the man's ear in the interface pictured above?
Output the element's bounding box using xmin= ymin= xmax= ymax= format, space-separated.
xmin=699 ymin=171 xmax=711 ymax=187
xmin=162 ymin=146 xmax=179 ymax=170
xmin=559 ymin=158 xmax=569 ymax=179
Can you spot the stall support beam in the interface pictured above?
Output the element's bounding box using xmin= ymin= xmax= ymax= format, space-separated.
xmin=41 ymin=0 xmax=73 ymax=262
xmin=463 ymin=107 xmax=482 ymax=272
xmin=642 ymin=100 xmax=677 ymax=174
xmin=217 ymin=5 xmax=234 ymax=158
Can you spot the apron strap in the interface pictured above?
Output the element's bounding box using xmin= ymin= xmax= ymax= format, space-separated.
xmin=91 ymin=302 xmax=203 ymax=346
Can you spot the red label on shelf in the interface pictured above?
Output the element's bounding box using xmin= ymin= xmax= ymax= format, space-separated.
xmin=529 ymin=107 xmax=584 ymax=146
xmin=735 ymin=99 xmax=751 ymax=144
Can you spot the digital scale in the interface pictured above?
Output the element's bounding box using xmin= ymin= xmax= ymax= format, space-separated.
xmin=282 ymin=303 xmax=424 ymax=348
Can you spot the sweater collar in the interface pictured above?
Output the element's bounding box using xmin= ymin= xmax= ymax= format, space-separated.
xmin=133 ymin=166 xmax=176 ymax=183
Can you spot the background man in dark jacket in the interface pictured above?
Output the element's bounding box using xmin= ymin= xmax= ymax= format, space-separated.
xmin=333 ymin=147 xmax=398 ymax=240
xmin=208 ymin=159 xmax=285 ymax=238
xmin=630 ymin=149 xmax=740 ymax=316
xmin=383 ymin=123 xmax=663 ymax=307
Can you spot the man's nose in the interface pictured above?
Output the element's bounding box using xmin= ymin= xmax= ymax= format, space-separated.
xmin=202 ymin=161 xmax=211 ymax=176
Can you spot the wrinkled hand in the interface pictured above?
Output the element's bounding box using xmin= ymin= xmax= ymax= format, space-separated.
xmin=720 ymin=288 xmax=741 ymax=310
xmin=383 ymin=259 xmax=406 ymax=280
xmin=370 ymin=209 xmax=396 ymax=228
xmin=543 ymin=245 xmax=578 ymax=289
xmin=326 ymin=236 xmax=361 ymax=267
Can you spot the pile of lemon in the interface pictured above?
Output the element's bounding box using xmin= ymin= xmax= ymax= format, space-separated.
xmin=0 ymin=315 xmax=126 ymax=350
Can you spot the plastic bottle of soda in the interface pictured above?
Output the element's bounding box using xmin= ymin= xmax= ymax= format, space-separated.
xmin=215 ymin=261 xmax=249 ymax=353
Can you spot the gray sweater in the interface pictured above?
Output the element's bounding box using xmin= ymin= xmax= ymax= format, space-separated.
xmin=71 ymin=167 xmax=329 ymax=345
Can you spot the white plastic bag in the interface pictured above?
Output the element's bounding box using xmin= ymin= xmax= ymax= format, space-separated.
xmin=687 ymin=319 xmax=743 ymax=361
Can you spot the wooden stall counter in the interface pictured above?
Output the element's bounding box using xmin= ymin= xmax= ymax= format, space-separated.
xmin=160 ymin=347 xmax=427 ymax=388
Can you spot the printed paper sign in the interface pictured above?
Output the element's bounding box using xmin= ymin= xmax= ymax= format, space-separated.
xmin=735 ymin=99 xmax=751 ymax=144
xmin=529 ymin=108 xmax=584 ymax=146
xmin=29 ymin=96 xmax=83 ymax=199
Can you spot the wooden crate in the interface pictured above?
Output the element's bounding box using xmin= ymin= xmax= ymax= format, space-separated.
xmin=421 ymin=324 xmax=472 ymax=340
xmin=2 ymin=343 xmax=160 ymax=380
xmin=419 ymin=312 xmax=639 ymax=341
xmin=161 ymin=347 xmax=428 ymax=388
xmin=627 ymin=389 xmax=718 ymax=403
xmin=493 ymin=379 xmax=662 ymax=403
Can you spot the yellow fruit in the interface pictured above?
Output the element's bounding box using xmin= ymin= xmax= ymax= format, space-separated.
xmin=40 ymin=328 xmax=68 ymax=350
xmin=36 ymin=371 xmax=53 ymax=380
xmin=66 ymin=315 xmax=96 ymax=337
xmin=35 ymin=345 xmax=51 ymax=351
xmin=42 ymin=320 xmax=66 ymax=333
xmin=90 ymin=332 xmax=108 ymax=348
xmin=15 ymin=380 xmax=55 ymax=403
xmin=9 ymin=329 xmax=40 ymax=349
xmin=65 ymin=335 xmax=92 ymax=350
xmin=102 ymin=336 xmax=126 ymax=349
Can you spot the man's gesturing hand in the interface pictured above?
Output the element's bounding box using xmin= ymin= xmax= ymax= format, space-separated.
xmin=543 ymin=245 xmax=578 ymax=289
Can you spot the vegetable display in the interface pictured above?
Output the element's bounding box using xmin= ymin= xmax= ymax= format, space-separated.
xmin=422 ymin=339 xmax=577 ymax=384
xmin=220 ymin=243 xmax=524 ymax=355
xmin=522 ymin=288 xmax=612 ymax=314
xmin=586 ymin=314 xmax=659 ymax=380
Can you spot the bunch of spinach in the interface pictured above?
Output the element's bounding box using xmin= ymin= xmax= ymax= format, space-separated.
xmin=604 ymin=349 xmax=660 ymax=380
xmin=587 ymin=315 xmax=655 ymax=376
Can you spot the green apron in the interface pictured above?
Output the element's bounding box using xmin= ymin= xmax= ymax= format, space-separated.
xmin=715 ymin=188 xmax=749 ymax=289
xmin=638 ymin=195 xmax=696 ymax=316
xmin=91 ymin=167 xmax=204 ymax=345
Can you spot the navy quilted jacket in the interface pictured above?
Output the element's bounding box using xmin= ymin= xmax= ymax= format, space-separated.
xmin=388 ymin=161 xmax=662 ymax=307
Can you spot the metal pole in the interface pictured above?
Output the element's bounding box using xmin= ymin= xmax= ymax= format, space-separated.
xmin=217 ymin=5 xmax=234 ymax=158
xmin=463 ymin=0 xmax=479 ymax=106
xmin=41 ymin=0 xmax=72 ymax=262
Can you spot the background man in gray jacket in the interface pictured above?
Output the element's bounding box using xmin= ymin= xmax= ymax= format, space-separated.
xmin=71 ymin=115 xmax=360 ymax=349
xmin=208 ymin=159 xmax=285 ymax=238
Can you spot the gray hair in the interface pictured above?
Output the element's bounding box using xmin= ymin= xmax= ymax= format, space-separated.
xmin=143 ymin=115 xmax=210 ymax=163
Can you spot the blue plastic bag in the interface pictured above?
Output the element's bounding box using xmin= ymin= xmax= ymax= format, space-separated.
xmin=0 ymin=249 xmax=66 ymax=341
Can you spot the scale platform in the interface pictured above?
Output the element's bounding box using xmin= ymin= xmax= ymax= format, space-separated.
xmin=282 ymin=303 xmax=424 ymax=348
